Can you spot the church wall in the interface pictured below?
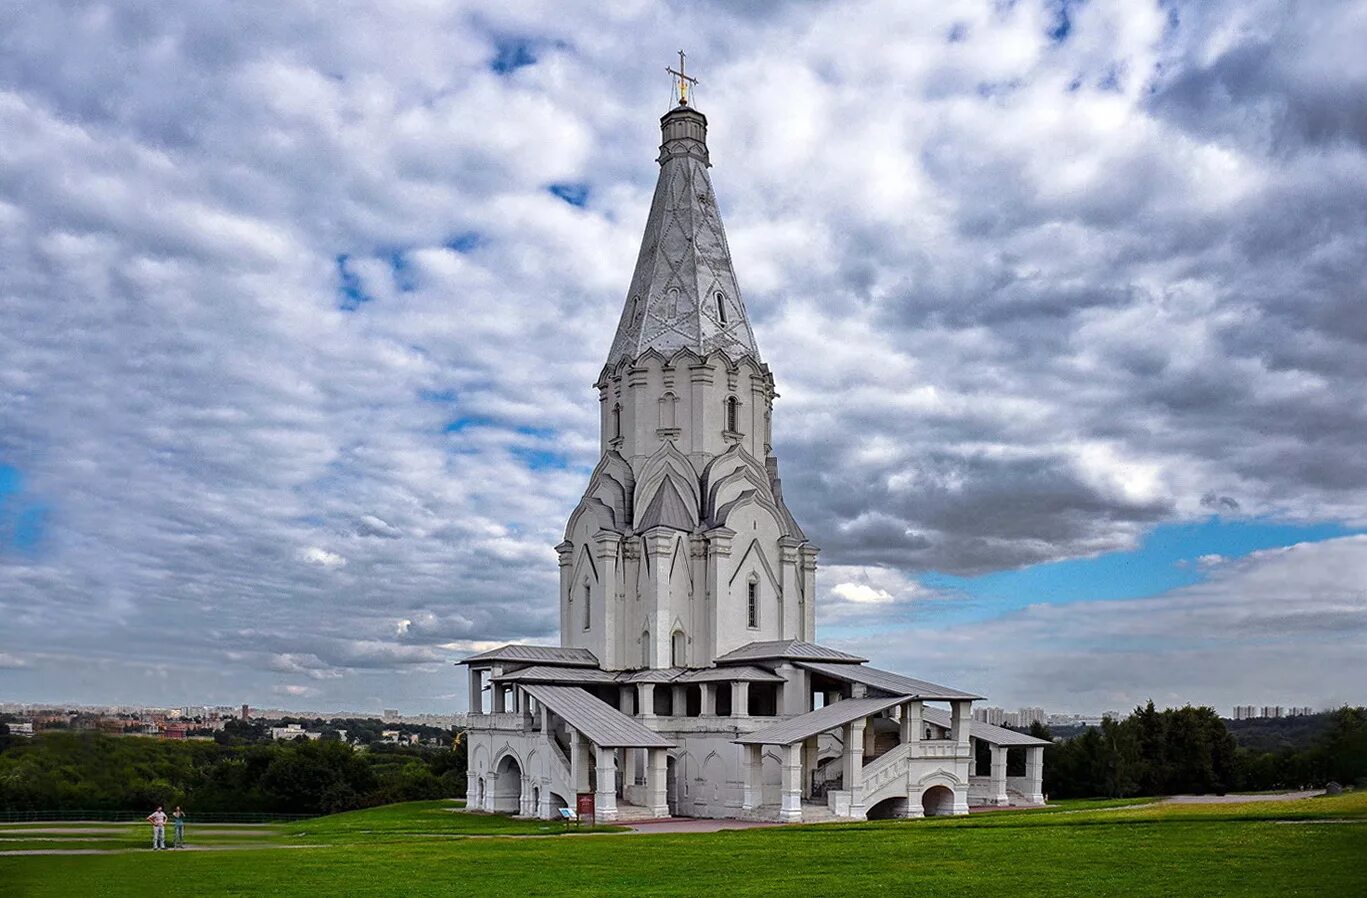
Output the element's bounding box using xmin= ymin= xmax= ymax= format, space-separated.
xmin=712 ymin=503 xmax=788 ymax=656
xmin=598 ymin=354 xmax=772 ymax=471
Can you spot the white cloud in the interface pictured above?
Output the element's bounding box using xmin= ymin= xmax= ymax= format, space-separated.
xmin=0 ymin=0 xmax=1364 ymax=709
xmin=299 ymin=547 xmax=348 ymax=568
xmin=831 ymin=583 xmax=895 ymax=605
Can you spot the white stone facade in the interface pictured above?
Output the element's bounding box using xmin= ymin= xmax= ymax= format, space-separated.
xmin=462 ymin=97 xmax=1048 ymax=824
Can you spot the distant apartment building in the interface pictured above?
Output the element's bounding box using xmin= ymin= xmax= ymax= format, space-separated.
xmin=974 ymin=707 xmax=1006 ymax=725
xmin=1232 ymin=705 xmax=1315 ymax=720
xmin=270 ymin=723 xmax=321 ymax=742
xmin=7 ymin=722 xmax=34 ymax=737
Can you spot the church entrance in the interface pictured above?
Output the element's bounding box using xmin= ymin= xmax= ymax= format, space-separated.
xmin=921 ymin=785 xmax=956 ymax=817
xmin=492 ymin=755 xmax=523 ymax=814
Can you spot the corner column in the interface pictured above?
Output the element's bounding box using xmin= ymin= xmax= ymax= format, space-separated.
xmin=990 ymin=745 xmax=1009 ymax=806
xmin=594 ymin=744 xmax=618 ymax=821
xmin=733 ymin=681 xmax=750 ymax=718
xmin=779 ymin=742 xmax=803 ymax=822
xmin=700 ymin=683 xmax=716 ymax=716
xmin=638 ymin=683 xmax=656 ymax=718
xmin=1025 ymin=746 xmax=1045 ymax=805
xmin=844 ymin=719 xmax=866 ymax=819
xmin=742 ymin=744 xmax=762 ymax=811
xmin=646 ymin=748 xmax=670 ymax=817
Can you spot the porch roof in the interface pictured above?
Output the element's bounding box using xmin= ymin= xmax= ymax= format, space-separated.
xmin=733 ymin=695 xmax=908 ymax=746
xmin=490 ymin=665 xmax=620 ymax=685
xmin=798 ymin=661 xmax=983 ymax=701
xmin=673 ymin=665 xmax=786 ymax=684
xmin=459 ymin=644 xmax=600 ymax=668
xmin=922 ymin=707 xmax=1051 ymax=747
xmin=521 ymin=684 xmax=673 ymax=749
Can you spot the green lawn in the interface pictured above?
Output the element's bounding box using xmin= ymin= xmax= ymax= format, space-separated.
xmin=2 ymin=794 xmax=1365 ymax=897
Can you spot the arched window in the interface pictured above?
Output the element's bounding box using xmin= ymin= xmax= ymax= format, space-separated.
xmin=629 ymin=294 xmax=640 ymax=320
xmin=746 ymin=578 xmax=759 ymax=629
xmin=725 ymin=396 xmax=739 ymax=433
xmin=658 ymin=392 xmax=678 ymax=429
xmin=667 ymin=287 xmax=682 ymax=319
xmin=611 ymin=403 xmax=622 ymax=441
xmin=671 ymin=630 xmax=686 ymax=667
xmin=642 ymin=630 xmax=651 ymax=667
xmin=715 ymin=291 xmax=727 ymax=324
xmin=582 ymin=582 xmax=592 ymax=630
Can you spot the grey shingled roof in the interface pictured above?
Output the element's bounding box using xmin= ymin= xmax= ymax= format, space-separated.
xmin=921 ymin=706 xmax=1051 ymax=747
xmin=636 ymin=478 xmax=696 ymax=532
xmin=713 ymin=640 xmax=867 ymax=665
xmin=673 ymin=665 xmax=786 ymax=684
xmin=491 ymin=665 xmax=621 ymax=685
xmin=734 ymin=696 xmax=908 ymax=745
xmin=604 ymin=105 xmax=761 ymax=369
xmin=797 ymin=661 xmax=982 ymax=701
xmin=616 ymin=668 xmax=686 ymax=684
xmin=460 ymin=645 xmax=600 ymax=667
xmin=521 ymin=684 xmax=673 ymax=749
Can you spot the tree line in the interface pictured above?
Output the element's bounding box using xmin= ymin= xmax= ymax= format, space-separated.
xmin=1038 ymin=703 xmax=1367 ymax=799
xmin=0 ymin=730 xmax=468 ymax=816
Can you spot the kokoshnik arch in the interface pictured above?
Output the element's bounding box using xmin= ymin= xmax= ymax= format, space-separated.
xmin=460 ymin=65 xmax=1048 ymax=823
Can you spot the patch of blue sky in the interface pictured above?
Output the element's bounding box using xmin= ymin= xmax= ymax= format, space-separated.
xmin=445 ymin=232 xmax=482 ymax=253
xmin=918 ymin=518 xmax=1362 ymax=624
xmin=511 ymin=446 xmax=568 ymax=471
xmin=444 ymin=415 xmax=495 ymax=433
xmin=387 ymin=250 xmax=417 ymax=293
xmin=490 ymin=37 xmax=538 ymax=75
xmin=1046 ymin=0 xmax=1077 ymax=44
xmin=0 ymin=464 xmax=45 ymax=554
xmin=335 ymin=254 xmax=374 ymax=311
xmin=548 ymin=183 xmax=590 ymax=207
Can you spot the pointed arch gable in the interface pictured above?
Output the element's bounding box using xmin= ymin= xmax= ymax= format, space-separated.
xmin=728 ymin=537 xmax=781 ymax=593
xmin=564 ymin=497 xmax=618 ymax=542
xmin=570 ymin=543 xmax=599 ymax=587
xmin=634 ymin=441 xmax=701 ymax=519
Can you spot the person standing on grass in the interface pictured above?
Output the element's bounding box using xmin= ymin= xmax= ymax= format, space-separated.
xmin=146 ymin=805 xmax=167 ymax=851
xmin=172 ymin=806 xmax=186 ymax=848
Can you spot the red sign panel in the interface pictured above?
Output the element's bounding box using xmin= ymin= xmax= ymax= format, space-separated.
xmin=576 ymin=792 xmax=595 ymax=825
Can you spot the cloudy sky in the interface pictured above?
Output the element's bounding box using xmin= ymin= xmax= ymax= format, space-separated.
xmin=2 ymin=0 xmax=1365 ymax=716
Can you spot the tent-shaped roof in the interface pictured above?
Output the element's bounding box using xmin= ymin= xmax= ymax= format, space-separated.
xmin=490 ymin=665 xmax=620 ymax=685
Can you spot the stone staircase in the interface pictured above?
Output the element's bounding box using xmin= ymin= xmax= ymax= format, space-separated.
xmin=610 ymin=801 xmax=666 ymax=823
xmin=801 ymin=801 xmax=840 ymax=824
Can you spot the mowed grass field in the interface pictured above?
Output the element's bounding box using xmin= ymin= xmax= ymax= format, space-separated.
xmin=2 ymin=793 xmax=1365 ymax=897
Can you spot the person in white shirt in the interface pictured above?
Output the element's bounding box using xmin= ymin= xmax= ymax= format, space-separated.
xmin=146 ymin=806 xmax=167 ymax=850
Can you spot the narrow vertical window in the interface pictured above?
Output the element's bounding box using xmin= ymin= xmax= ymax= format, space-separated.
xmin=672 ymin=630 xmax=686 ymax=667
xmin=747 ymin=580 xmax=759 ymax=628
xmin=725 ymin=396 xmax=739 ymax=433
xmin=582 ymin=582 xmax=592 ymax=630
xmin=659 ymin=392 xmax=678 ymax=429
xmin=612 ymin=403 xmax=622 ymax=440
xmin=642 ymin=630 xmax=651 ymax=667
xmin=715 ymin=292 xmax=727 ymax=323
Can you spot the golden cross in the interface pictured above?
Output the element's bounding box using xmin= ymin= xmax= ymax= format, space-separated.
xmin=665 ymin=49 xmax=699 ymax=106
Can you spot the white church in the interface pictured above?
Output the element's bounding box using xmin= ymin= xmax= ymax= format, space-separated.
xmin=461 ymin=74 xmax=1048 ymax=824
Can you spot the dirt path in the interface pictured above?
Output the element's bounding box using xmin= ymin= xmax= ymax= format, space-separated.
xmin=0 ymin=826 xmax=279 ymax=836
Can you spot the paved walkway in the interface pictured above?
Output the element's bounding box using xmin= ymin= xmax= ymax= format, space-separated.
xmin=624 ymin=818 xmax=780 ymax=834
xmin=1161 ymin=790 xmax=1324 ymax=804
